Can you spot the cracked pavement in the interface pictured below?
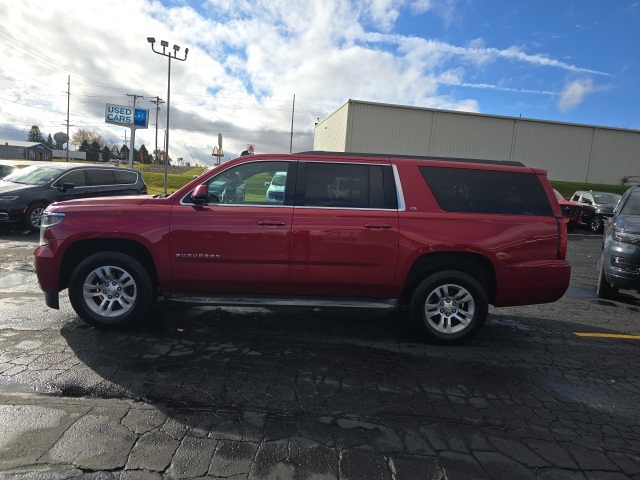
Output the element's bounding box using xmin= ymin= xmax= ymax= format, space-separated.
xmin=0 ymin=229 xmax=639 ymax=479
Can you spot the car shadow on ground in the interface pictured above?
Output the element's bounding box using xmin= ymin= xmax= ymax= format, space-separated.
xmin=52 ymin=303 xmax=640 ymax=448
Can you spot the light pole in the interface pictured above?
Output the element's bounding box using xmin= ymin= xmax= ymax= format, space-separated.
xmin=147 ymin=37 xmax=189 ymax=194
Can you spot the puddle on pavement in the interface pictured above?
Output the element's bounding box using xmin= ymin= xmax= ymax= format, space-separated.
xmin=0 ymin=270 xmax=36 ymax=290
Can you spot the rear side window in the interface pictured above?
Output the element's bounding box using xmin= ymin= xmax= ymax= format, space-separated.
xmin=420 ymin=166 xmax=553 ymax=216
xmin=113 ymin=170 xmax=138 ymax=184
xmin=299 ymin=162 xmax=397 ymax=209
xmin=86 ymin=169 xmax=115 ymax=186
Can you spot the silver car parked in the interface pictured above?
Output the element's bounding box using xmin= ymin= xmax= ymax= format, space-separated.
xmin=597 ymin=186 xmax=640 ymax=299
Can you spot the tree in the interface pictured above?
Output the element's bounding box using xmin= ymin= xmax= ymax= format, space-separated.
xmin=154 ymin=149 xmax=172 ymax=166
xmin=110 ymin=145 xmax=121 ymax=161
xmin=120 ymin=145 xmax=129 ymax=161
xmin=139 ymin=144 xmax=150 ymax=164
xmin=27 ymin=126 xmax=45 ymax=143
xmin=71 ymin=129 xmax=104 ymax=150
xmin=87 ymin=140 xmax=101 ymax=161
xmin=45 ymin=134 xmax=54 ymax=149
xmin=102 ymin=146 xmax=111 ymax=162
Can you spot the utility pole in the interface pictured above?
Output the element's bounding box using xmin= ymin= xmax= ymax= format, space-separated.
xmin=126 ymin=93 xmax=144 ymax=108
xmin=150 ymin=96 xmax=164 ymax=165
xmin=61 ymin=75 xmax=74 ymax=161
xmin=289 ymin=94 xmax=295 ymax=153
xmin=125 ymin=94 xmax=144 ymax=167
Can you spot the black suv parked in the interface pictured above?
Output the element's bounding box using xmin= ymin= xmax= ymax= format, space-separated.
xmin=571 ymin=190 xmax=621 ymax=232
xmin=0 ymin=163 xmax=147 ymax=231
xmin=597 ymin=186 xmax=640 ymax=299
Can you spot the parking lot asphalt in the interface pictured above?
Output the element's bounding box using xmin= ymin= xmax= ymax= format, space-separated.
xmin=0 ymin=228 xmax=639 ymax=479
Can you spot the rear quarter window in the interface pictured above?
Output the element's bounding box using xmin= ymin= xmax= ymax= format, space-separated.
xmin=419 ymin=166 xmax=553 ymax=216
xmin=113 ymin=170 xmax=138 ymax=184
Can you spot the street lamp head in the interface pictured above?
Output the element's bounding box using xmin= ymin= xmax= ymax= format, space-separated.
xmin=185 ymin=48 xmax=189 ymax=57
xmin=173 ymin=45 xmax=180 ymax=52
xmin=160 ymin=40 xmax=169 ymax=48
xmin=147 ymin=37 xmax=155 ymax=44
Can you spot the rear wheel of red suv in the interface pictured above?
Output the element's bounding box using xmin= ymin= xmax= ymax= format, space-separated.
xmin=69 ymin=252 xmax=154 ymax=329
xmin=410 ymin=271 xmax=488 ymax=345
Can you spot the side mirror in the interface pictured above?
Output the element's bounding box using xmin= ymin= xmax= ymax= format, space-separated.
xmin=264 ymin=181 xmax=271 ymax=187
xmin=59 ymin=182 xmax=75 ymax=192
xmin=583 ymin=199 xmax=592 ymax=205
xmin=191 ymin=184 xmax=208 ymax=205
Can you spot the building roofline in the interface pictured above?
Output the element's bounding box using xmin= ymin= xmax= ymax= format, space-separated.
xmin=317 ymin=99 xmax=640 ymax=135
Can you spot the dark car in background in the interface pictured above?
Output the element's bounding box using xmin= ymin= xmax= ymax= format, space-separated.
xmin=571 ymin=190 xmax=622 ymax=232
xmin=597 ymin=186 xmax=640 ymax=299
xmin=554 ymin=189 xmax=581 ymax=228
xmin=0 ymin=163 xmax=147 ymax=231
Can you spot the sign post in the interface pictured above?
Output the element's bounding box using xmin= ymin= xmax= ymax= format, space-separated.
xmin=105 ymin=104 xmax=149 ymax=168
xmin=211 ymin=133 xmax=224 ymax=165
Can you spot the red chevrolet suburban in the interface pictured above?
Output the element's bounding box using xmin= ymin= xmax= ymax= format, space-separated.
xmin=34 ymin=152 xmax=571 ymax=345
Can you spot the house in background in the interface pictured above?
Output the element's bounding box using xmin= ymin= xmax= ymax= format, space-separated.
xmin=0 ymin=140 xmax=52 ymax=161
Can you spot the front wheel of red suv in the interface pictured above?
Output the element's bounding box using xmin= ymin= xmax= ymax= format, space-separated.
xmin=410 ymin=271 xmax=488 ymax=345
xmin=69 ymin=252 xmax=154 ymax=329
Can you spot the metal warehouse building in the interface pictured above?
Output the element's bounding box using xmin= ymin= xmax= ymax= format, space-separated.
xmin=313 ymin=99 xmax=640 ymax=185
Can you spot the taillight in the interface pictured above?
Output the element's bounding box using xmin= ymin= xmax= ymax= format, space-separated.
xmin=557 ymin=217 xmax=567 ymax=259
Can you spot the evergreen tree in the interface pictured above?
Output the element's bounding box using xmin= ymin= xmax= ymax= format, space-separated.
xmin=27 ymin=126 xmax=45 ymax=143
xmin=88 ymin=140 xmax=101 ymax=161
xmin=45 ymin=134 xmax=54 ymax=149
xmin=102 ymin=146 xmax=111 ymax=162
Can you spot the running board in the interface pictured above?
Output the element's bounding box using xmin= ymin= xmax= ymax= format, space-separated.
xmin=164 ymin=294 xmax=398 ymax=310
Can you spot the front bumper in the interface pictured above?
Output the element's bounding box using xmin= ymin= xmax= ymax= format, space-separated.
xmin=604 ymin=241 xmax=640 ymax=290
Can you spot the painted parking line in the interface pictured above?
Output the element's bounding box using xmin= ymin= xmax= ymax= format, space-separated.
xmin=575 ymin=332 xmax=640 ymax=340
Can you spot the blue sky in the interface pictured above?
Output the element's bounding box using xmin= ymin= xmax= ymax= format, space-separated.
xmin=0 ymin=0 xmax=638 ymax=165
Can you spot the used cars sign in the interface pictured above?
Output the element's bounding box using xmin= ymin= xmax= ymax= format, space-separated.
xmin=105 ymin=104 xmax=149 ymax=128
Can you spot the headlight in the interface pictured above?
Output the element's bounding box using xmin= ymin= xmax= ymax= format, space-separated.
xmin=39 ymin=212 xmax=65 ymax=246
xmin=40 ymin=212 xmax=65 ymax=229
xmin=0 ymin=195 xmax=19 ymax=201
xmin=613 ymin=230 xmax=640 ymax=245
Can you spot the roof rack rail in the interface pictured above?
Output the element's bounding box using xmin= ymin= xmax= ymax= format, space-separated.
xmin=296 ymin=151 xmax=526 ymax=167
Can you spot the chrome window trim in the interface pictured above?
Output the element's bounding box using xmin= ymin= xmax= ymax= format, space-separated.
xmin=293 ymin=206 xmax=398 ymax=212
xmin=392 ymin=164 xmax=406 ymax=212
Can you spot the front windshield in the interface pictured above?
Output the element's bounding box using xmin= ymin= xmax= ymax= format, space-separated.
xmin=620 ymin=191 xmax=640 ymax=215
xmin=593 ymin=193 xmax=621 ymax=204
xmin=2 ymin=165 xmax=65 ymax=185
xmin=271 ymin=173 xmax=286 ymax=186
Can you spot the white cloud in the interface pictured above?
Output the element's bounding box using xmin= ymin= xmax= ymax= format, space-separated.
xmin=557 ymin=78 xmax=601 ymax=112
xmin=0 ymin=0 xmax=614 ymax=164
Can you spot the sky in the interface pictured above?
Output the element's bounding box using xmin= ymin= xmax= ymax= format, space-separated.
xmin=0 ymin=0 xmax=638 ymax=166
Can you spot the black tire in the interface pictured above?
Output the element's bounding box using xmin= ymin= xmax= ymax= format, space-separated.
xmin=596 ymin=255 xmax=618 ymax=300
xmin=68 ymin=252 xmax=155 ymax=329
xmin=410 ymin=270 xmax=488 ymax=345
xmin=24 ymin=203 xmax=47 ymax=231
xmin=590 ymin=215 xmax=603 ymax=233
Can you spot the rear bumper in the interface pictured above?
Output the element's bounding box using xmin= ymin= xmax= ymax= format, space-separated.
xmin=495 ymin=260 xmax=571 ymax=306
